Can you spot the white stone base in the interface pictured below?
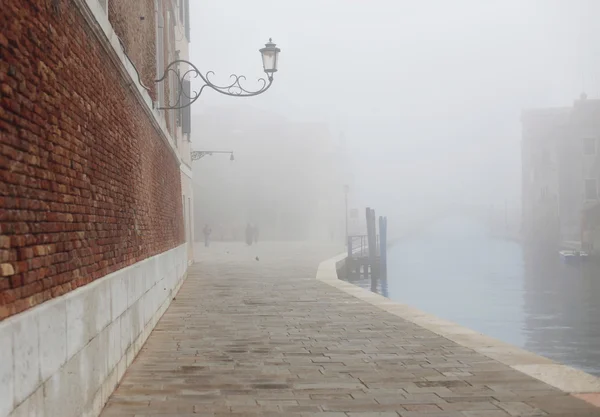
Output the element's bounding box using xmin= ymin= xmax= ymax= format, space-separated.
xmin=0 ymin=244 xmax=189 ymax=417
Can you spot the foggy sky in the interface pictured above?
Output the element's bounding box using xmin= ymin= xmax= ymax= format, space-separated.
xmin=189 ymin=0 xmax=600 ymax=217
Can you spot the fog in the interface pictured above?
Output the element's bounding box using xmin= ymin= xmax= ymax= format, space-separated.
xmin=189 ymin=0 xmax=600 ymax=240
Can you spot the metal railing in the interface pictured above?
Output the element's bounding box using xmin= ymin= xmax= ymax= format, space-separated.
xmin=347 ymin=234 xmax=379 ymax=258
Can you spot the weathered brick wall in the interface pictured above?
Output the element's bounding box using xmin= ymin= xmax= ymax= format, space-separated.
xmin=160 ymin=0 xmax=176 ymax=136
xmin=0 ymin=0 xmax=185 ymax=320
xmin=109 ymin=0 xmax=178 ymax=137
xmin=108 ymin=0 xmax=157 ymax=100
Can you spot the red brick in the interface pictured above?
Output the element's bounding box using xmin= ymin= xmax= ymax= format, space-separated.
xmin=33 ymin=245 xmax=47 ymax=256
xmin=0 ymin=236 xmax=10 ymax=249
xmin=10 ymin=274 xmax=23 ymax=288
xmin=18 ymin=247 xmax=33 ymax=260
xmin=0 ymin=263 xmax=15 ymax=276
xmin=20 ymin=281 xmax=43 ymax=298
xmin=0 ymin=303 xmax=15 ymax=320
xmin=0 ymin=288 xmax=19 ymax=304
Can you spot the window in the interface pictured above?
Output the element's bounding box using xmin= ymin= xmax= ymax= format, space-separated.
xmin=585 ymin=179 xmax=597 ymax=200
xmin=584 ymin=138 xmax=596 ymax=155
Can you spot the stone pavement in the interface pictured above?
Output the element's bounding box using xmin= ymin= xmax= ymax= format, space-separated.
xmin=99 ymin=242 xmax=600 ymax=416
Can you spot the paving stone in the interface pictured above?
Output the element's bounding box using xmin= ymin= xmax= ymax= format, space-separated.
xmin=98 ymin=242 xmax=600 ymax=417
xmin=492 ymin=400 xmax=547 ymax=416
xmin=402 ymin=404 xmax=441 ymax=412
xmin=398 ymin=412 xmax=464 ymax=417
xmin=438 ymin=401 xmax=500 ymax=411
xmin=461 ymin=411 xmax=511 ymax=417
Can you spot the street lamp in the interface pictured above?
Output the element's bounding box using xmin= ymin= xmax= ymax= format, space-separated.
xmin=156 ymin=39 xmax=281 ymax=110
xmin=191 ymin=150 xmax=235 ymax=161
xmin=260 ymin=38 xmax=280 ymax=75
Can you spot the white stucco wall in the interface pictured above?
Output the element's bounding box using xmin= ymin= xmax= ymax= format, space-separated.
xmin=181 ymin=170 xmax=195 ymax=264
xmin=0 ymin=244 xmax=188 ymax=417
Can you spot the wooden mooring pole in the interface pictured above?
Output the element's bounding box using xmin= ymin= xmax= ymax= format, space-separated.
xmin=379 ymin=216 xmax=387 ymax=275
xmin=366 ymin=207 xmax=379 ymax=280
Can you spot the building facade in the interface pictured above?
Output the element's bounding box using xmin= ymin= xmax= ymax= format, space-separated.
xmin=521 ymin=107 xmax=569 ymax=245
xmin=0 ymin=1 xmax=193 ymax=416
xmin=522 ymin=95 xmax=600 ymax=249
xmin=563 ymin=97 xmax=600 ymax=250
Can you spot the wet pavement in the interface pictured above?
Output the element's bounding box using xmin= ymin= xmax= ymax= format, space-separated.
xmin=348 ymin=216 xmax=600 ymax=377
xmin=100 ymin=241 xmax=600 ymax=416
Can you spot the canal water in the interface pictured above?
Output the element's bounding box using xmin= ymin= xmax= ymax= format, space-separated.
xmin=348 ymin=216 xmax=600 ymax=376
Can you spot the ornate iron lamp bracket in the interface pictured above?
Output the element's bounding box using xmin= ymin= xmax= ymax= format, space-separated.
xmin=156 ymin=60 xmax=274 ymax=110
xmin=191 ymin=151 xmax=211 ymax=160
xmin=191 ymin=150 xmax=234 ymax=161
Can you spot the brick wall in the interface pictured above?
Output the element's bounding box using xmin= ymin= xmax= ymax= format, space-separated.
xmin=109 ymin=0 xmax=179 ymax=138
xmin=160 ymin=0 xmax=176 ymax=137
xmin=0 ymin=0 xmax=185 ymax=320
xmin=108 ymin=0 xmax=157 ymax=101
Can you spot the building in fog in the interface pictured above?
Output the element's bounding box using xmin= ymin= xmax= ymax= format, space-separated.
xmin=522 ymin=95 xmax=600 ymax=249
xmin=192 ymin=106 xmax=349 ymax=242
xmin=521 ymin=107 xmax=569 ymax=244
xmin=0 ymin=1 xmax=193 ymax=416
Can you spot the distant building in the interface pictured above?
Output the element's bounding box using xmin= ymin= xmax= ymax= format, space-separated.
xmin=521 ymin=107 xmax=569 ymax=244
xmin=562 ymin=96 xmax=600 ymax=250
xmin=522 ymin=95 xmax=600 ymax=249
xmin=191 ymin=107 xmax=349 ymax=242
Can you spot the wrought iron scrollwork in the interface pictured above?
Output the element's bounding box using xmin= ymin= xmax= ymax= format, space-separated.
xmin=191 ymin=151 xmax=211 ymax=160
xmin=191 ymin=150 xmax=233 ymax=161
xmin=156 ymin=60 xmax=274 ymax=110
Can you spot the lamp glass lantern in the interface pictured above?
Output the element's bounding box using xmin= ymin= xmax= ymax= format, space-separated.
xmin=260 ymin=38 xmax=280 ymax=74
